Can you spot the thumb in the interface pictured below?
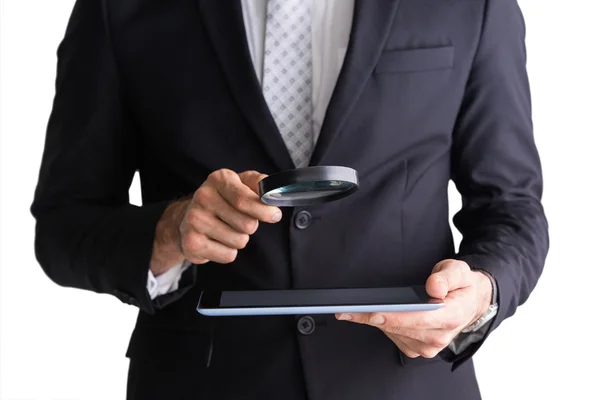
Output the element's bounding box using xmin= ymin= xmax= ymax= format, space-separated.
xmin=239 ymin=170 xmax=269 ymax=196
xmin=426 ymin=259 xmax=471 ymax=299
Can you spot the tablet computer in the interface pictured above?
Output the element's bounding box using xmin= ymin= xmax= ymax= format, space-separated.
xmin=196 ymin=286 xmax=443 ymax=316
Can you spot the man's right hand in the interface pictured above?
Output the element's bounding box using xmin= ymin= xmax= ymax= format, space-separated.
xmin=150 ymin=169 xmax=282 ymax=276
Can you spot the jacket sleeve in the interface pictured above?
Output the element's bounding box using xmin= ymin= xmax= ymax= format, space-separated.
xmin=30 ymin=0 xmax=190 ymax=314
xmin=446 ymin=0 xmax=550 ymax=369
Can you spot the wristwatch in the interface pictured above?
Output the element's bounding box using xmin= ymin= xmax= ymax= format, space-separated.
xmin=461 ymin=303 xmax=498 ymax=333
xmin=461 ymin=268 xmax=498 ymax=333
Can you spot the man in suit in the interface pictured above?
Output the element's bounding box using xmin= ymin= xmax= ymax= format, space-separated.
xmin=31 ymin=0 xmax=549 ymax=399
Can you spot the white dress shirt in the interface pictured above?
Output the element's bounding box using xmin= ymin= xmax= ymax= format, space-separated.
xmin=147 ymin=0 xmax=355 ymax=299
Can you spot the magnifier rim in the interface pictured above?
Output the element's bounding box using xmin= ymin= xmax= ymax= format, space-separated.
xmin=258 ymin=166 xmax=359 ymax=207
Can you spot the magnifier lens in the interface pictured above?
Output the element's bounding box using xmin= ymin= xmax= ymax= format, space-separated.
xmin=259 ymin=167 xmax=359 ymax=207
xmin=263 ymin=181 xmax=354 ymax=201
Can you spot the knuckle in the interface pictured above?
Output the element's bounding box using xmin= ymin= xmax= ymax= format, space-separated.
xmin=404 ymin=350 xmax=419 ymax=359
xmin=458 ymin=262 xmax=472 ymax=281
xmin=187 ymin=208 xmax=210 ymax=228
xmin=240 ymin=170 xmax=258 ymax=180
xmin=180 ymin=233 xmax=213 ymax=263
xmin=429 ymin=334 xmax=452 ymax=349
xmin=193 ymin=186 xmax=210 ymax=203
xmin=185 ymin=208 xmax=201 ymax=223
xmin=442 ymin=332 xmax=456 ymax=346
xmin=206 ymin=171 xmax=220 ymax=184
xmin=180 ymin=232 xmax=200 ymax=254
xmin=236 ymin=234 xmax=250 ymax=249
xmin=241 ymin=218 xmax=259 ymax=234
xmin=196 ymin=190 xmax=218 ymax=210
xmin=188 ymin=255 xmax=208 ymax=265
xmin=222 ymin=249 xmax=238 ymax=264
xmin=458 ymin=260 xmax=471 ymax=272
xmin=213 ymin=168 xmax=234 ymax=181
xmin=208 ymin=169 xmax=235 ymax=186
xmin=432 ymin=260 xmax=447 ymax=273
xmin=232 ymin=194 xmax=248 ymax=210
xmin=421 ymin=347 xmax=440 ymax=359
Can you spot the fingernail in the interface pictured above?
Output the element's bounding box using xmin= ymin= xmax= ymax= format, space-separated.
xmin=272 ymin=212 xmax=282 ymax=222
xmin=338 ymin=313 xmax=352 ymax=321
xmin=369 ymin=315 xmax=385 ymax=325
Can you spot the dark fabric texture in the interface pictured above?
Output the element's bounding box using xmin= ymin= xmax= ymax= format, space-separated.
xmin=31 ymin=0 xmax=549 ymax=399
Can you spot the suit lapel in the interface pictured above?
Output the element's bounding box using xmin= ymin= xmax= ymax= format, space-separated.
xmin=196 ymin=0 xmax=295 ymax=171
xmin=310 ymin=0 xmax=402 ymax=165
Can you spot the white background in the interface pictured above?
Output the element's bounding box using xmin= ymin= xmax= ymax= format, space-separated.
xmin=1 ymin=0 xmax=599 ymax=399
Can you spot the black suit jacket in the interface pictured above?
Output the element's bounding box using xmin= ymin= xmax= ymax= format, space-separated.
xmin=31 ymin=0 xmax=549 ymax=399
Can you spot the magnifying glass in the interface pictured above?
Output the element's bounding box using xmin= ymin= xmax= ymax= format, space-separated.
xmin=258 ymin=166 xmax=359 ymax=207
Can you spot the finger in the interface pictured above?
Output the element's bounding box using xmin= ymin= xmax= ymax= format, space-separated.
xmin=192 ymin=188 xmax=260 ymax=235
xmin=336 ymin=312 xmax=416 ymax=329
xmin=209 ymin=170 xmax=281 ymax=223
xmin=379 ymin=289 xmax=475 ymax=333
xmin=180 ymin=231 xmax=238 ymax=264
xmin=338 ymin=311 xmax=457 ymax=353
xmin=335 ymin=312 xmax=372 ymax=324
xmin=337 ymin=311 xmax=445 ymax=330
xmin=200 ymin=237 xmax=239 ymax=264
xmin=392 ymin=328 xmax=457 ymax=349
xmin=427 ymin=259 xmax=472 ymax=299
xmin=384 ymin=333 xmax=420 ymax=359
xmin=399 ymin=345 xmax=421 ymax=359
xmin=239 ymin=170 xmax=269 ymax=196
xmin=336 ymin=286 xmax=471 ymax=331
xmin=219 ymin=180 xmax=281 ymax=223
xmin=190 ymin=211 xmax=250 ymax=250
xmin=393 ymin=335 xmax=443 ymax=359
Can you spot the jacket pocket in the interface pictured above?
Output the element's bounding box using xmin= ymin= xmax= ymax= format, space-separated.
xmin=375 ymin=46 xmax=454 ymax=74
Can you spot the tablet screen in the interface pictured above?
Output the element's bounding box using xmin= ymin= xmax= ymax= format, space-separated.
xmin=200 ymin=287 xmax=430 ymax=309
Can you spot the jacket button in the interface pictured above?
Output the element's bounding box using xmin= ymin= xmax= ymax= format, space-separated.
xmin=297 ymin=316 xmax=316 ymax=335
xmin=294 ymin=211 xmax=312 ymax=230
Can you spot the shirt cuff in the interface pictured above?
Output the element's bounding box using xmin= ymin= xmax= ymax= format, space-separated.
xmin=146 ymin=260 xmax=192 ymax=300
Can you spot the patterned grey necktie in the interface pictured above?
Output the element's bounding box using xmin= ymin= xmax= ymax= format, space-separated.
xmin=262 ymin=0 xmax=314 ymax=168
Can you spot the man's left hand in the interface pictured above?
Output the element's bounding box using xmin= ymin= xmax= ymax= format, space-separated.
xmin=335 ymin=259 xmax=493 ymax=359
